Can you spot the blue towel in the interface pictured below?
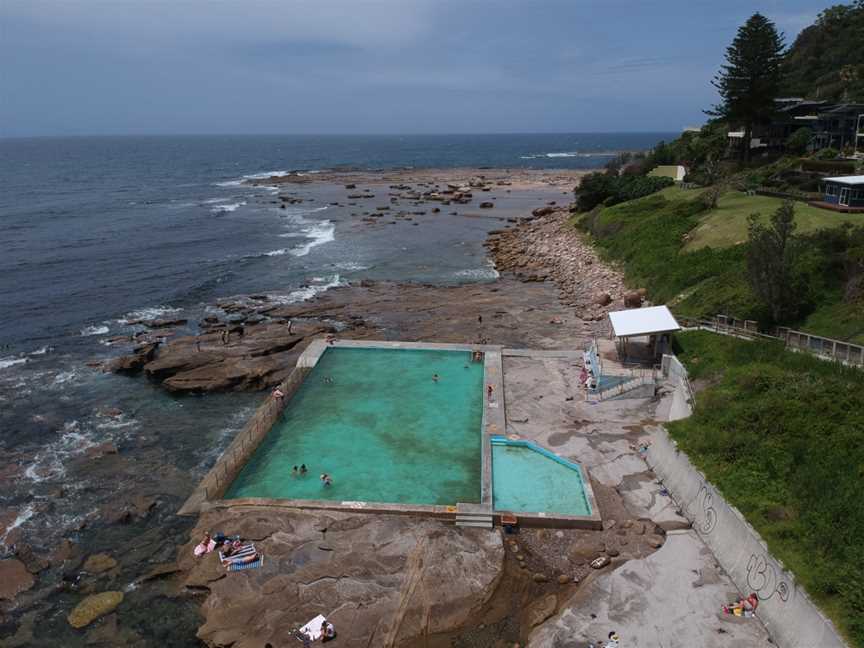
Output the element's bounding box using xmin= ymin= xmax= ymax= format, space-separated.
xmin=228 ymin=555 xmax=263 ymax=571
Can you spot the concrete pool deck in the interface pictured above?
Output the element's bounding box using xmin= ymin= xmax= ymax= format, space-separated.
xmin=180 ymin=332 xmax=773 ymax=645
xmin=498 ymin=340 xmax=772 ymax=645
xmin=180 ymin=338 xmax=602 ymax=528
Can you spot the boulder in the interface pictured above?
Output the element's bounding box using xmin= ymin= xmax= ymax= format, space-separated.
xmin=531 ymin=206 xmax=556 ymax=218
xmin=623 ymin=291 xmax=643 ymax=308
xmin=594 ymin=293 xmax=612 ymax=307
xmin=67 ymin=591 xmax=124 ymax=629
xmin=83 ymin=553 xmax=117 ymax=574
xmin=0 ymin=559 xmax=35 ymax=600
xmin=106 ymin=342 xmax=159 ymax=375
xmin=15 ymin=544 xmax=49 ymax=574
xmin=141 ymin=318 xmax=187 ymax=329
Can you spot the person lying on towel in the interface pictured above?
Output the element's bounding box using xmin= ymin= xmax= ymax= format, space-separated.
xmin=222 ymin=550 xmax=259 ymax=567
xmin=220 ymin=539 xmax=244 ymax=558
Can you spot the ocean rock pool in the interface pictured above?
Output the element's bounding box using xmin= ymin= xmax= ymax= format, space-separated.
xmin=225 ymin=346 xmax=484 ymax=506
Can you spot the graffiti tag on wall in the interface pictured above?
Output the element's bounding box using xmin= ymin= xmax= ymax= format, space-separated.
xmin=747 ymin=554 xmax=792 ymax=601
xmin=696 ymin=484 xmax=717 ymax=534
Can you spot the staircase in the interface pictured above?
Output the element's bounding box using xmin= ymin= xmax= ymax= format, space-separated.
xmin=596 ymin=374 xmax=655 ymax=400
xmin=454 ymin=503 xmax=494 ymax=529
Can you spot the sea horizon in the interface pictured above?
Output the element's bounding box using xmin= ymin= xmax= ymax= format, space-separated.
xmin=1 ymin=130 xmax=678 ymax=140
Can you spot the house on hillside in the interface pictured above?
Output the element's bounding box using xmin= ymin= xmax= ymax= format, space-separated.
xmin=812 ymin=104 xmax=864 ymax=152
xmin=649 ymin=165 xmax=686 ymax=182
xmin=771 ymin=99 xmax=830 ymax=144
xmin=813 ymin=175 xmax=864 ymax=212
xmin=726 ymin=99 xmax=864 ymax=156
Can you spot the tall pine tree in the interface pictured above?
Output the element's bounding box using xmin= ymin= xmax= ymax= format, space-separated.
xmin=708 ymin=14 xmax=786 ymax=161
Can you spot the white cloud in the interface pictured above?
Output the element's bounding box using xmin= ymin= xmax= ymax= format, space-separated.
xmin=2 ymin=0 xmax=437 ymax=48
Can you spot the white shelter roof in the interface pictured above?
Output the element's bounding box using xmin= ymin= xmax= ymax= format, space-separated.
xmin=608 ymin=306 xmax=681 ymax=338
xmin=824 ymin=175 xmax=864 ymax=186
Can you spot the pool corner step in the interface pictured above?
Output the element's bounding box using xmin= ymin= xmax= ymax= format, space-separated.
xmin=455 ymin=515 xmax=493 ymax=529
xmin=454 ymin=503 xmax=494 ymax=529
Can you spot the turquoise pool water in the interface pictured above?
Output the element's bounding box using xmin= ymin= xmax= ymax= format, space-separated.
xmin=225 ymin=347 xmax=484 ymax=505
xmin=491 ymin=438 xmax=592 ymax=516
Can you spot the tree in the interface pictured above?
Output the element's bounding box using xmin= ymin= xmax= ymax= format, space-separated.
xmin=699 ymin=184 xmax=723 ymax=210
xmin=746 ymin=202 xmax=805 ymax=323
xmin=708 ymin=14 xmax=786 ymax=162
xmin=785 ymin=127 xmax=813 ymax=155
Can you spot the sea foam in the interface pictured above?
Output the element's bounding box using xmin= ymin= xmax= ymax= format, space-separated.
xmin=283 ymin=274 xmax=344 ymax=302
xmin=211 ymin=201 xmax=246 ymax=214
xmin=0 ymin=357 xmax=27 ymax=370
xmin=118 ymin=305 xmax=182 ymax=324
xmin=288 ymin=220 xmax=335 ymax=257
xmin=80 ymin=325 xmax=109 ymax=337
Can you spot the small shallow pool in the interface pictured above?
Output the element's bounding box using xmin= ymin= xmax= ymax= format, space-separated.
xmin=491 ymin=437 xmax=592 ymax=516
xmin=225 ymin=347 xmax=484 ymax=506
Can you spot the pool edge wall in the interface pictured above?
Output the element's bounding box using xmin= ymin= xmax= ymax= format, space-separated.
xmin=177 ymin=339 xmax=328 ymax=516
xmin=490 ymin=436 xmax=602 ymax=530
xmin=179 ymin=338 xmax=498 ymax=517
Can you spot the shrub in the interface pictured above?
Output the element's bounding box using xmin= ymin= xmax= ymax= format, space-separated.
xmin=800 ymin=158 xmax=857 ymax=174
xmin=785 ymin=127 xmax=813 ymax=155
xmin=574 ymin=173 xmax=674 ymax=212
xmin=815 ymin=147 xmax=840 ymax=160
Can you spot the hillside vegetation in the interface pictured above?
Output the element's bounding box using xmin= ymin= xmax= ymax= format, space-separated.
xmin=574 ymin=188 xmax=864 ymax=342
xmin=670 ymin=331 xmax=864 ymax=646
xmin=783 ymin=1 xmax=864 ymax=102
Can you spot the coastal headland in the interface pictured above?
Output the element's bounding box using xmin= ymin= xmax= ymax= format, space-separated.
xmin=2 ymin=168 xmax=767 ymax=648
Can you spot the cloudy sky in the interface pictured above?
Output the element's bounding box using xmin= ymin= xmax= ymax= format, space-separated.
xmin=0 ymin=0 xmax=837 ymax=136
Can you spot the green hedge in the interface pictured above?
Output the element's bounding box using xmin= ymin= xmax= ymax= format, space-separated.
xmin=800 ymin=159 xmax=857 ymax=174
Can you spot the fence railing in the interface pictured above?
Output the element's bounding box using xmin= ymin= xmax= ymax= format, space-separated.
xmin=776 ymin=327 xmax=864 ymax=366
xmin=677 ymin=314 xmax=864 ymax=368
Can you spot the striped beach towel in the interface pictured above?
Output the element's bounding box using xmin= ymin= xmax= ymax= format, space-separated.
xmin=228 ymin=554 xmax=264 ymax=571
xmin=219 ymin=543 xmax=256 ymax=563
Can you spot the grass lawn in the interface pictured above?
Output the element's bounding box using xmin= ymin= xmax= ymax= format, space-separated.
xmin=670 ymin=331 xmax=864 ymax=646
xmin=576 ymin=186 xmax=864 ymax=341
xmin=801 ymin=300 xmax=864 ymax=345
xmin=684 ymin=191 xmax=864 ymax=250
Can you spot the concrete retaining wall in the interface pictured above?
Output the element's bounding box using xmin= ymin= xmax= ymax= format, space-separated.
xmin=660 ymin=354 xmax=694 ymax=421
xmin=646 ymin=428 xmax=848 ymax=648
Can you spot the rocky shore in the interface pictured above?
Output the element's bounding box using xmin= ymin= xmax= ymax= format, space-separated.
xmin=487 ymin=207 xmax=638 ymax=321
xmin=246 ymin=167 xmax=586 ymax=192
xmin=103 ymin=276 xmax=601 ymax=393
xmin=3 ymin=169 xmax=655 ymax=647
xmin=103 ymin=208 xmax=639 ymax=395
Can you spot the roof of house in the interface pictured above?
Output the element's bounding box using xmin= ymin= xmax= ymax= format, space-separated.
xmin=779 ymin=100 xmax=829 ymax=113
xmin=824 ymin=175 xmax=864 ymax=186
xmin=649 ymin=165 xmax=686 ymax=181
xmin=608 ymin=306 xmax=681 ymax=338
xmin=818 ymin=103 xmax=864 ymax=115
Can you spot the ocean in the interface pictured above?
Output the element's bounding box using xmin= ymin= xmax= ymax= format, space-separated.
xmin=0 ymin=133 xmax=670 ymax=645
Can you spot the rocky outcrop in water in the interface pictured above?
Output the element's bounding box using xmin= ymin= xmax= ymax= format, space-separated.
xmin=66 ymin=591 xmax=124 ymax=628
xmin=105 ymin=278 xmax=587 ymax=393
xmin=145 ymin=322 xmax=328 ymax=392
